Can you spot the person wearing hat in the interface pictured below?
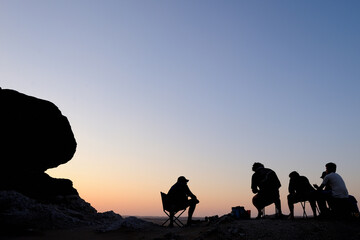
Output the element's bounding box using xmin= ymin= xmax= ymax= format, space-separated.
xmin=167 ymin=176 xmax=199 ymax=227
xmin=251 ymin=162 xmax=283 ymax=219
xmin=314 ymin=171 xmax=331 ymax=191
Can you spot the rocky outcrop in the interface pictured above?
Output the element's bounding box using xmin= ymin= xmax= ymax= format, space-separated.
xmin=0 ymin=191 xmax=155 ymax=232
xmin=0 ymin=88 xmax=76 ymax=174
xmin=0 ymin=88 xmax=84 ymax=230
xmin=0 ymin=191 xmax=98 ymax=230
xmin=0 ymin=88 xmax=77 ymax=200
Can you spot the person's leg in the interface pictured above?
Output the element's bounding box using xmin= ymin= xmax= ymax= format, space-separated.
xmin=287 ymin=194 xmax=295 ymax=219
xmin=169 ymin=211 xmax=174 ymax=227
xmin=187 ymin=198 xmax=199 ymax=225
xmin=252 ymin=194 xmax=264 ymax=219
xmin=187 ymin=204 xmax=195 ymax=225
xmin=316 ymin=190 xmax=331 ymax=217
xmin=307 ymin=192 xmax=318 ymax=217
xmin=272 ymin=191 xmax=282 ymax=217
xmin=274 ymin=198 xmax=282 ymax=216
xmin=309 ymin=200 xmax=317 ymax=217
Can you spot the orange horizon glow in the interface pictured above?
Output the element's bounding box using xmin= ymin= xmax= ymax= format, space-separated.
xmin=48 ymin=164 xmax=332 ymax=218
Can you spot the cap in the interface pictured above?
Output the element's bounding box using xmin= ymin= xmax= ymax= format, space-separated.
xmin=178 ymin=176 xmax=189 ymax=183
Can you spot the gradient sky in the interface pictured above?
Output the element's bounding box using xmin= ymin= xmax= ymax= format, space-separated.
xmin=1 ymin=0 xmax=360 ymax=217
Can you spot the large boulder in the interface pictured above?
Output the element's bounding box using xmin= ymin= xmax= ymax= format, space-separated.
xmin=0 ymin=88 xmax=77 ymax=174
xmin=0 ymin=88 xmax=78 ymax=199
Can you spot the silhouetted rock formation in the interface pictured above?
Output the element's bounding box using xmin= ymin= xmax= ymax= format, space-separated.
xmin=0 ymin=191 xmax=98 ymax=230
xmin=0 ymin=88 xmax=78 ymax=200
xmin=0 ymin=88 xmax=100 ymax=231
xmin=0 ymin=88 xmax=76 ymax=173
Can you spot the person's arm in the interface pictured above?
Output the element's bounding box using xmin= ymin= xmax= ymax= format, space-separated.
xmin=273 ymin=171 xmax=281 ymax=189
xmin=315 ymin=176 xmax=328 ymax=190
xmin=251 ymin=175 xmax=258 ymax=193
xmin=185 ymin=185 xmax=197 ymax=199
xmin=288 ymin=179 xmax=295 ymax=194
xmin=316 ymin=183 xmax=325 ymax=190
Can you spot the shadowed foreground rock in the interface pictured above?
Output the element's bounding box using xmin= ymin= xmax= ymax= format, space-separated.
xmin=0 ymin=191 xmax=155 ymax=232
xmin=0 ymin=191 xmax=98 ymax=229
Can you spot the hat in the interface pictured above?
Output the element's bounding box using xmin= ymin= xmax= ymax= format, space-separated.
xmin=178 ymin=176 xmax=189 ymax=183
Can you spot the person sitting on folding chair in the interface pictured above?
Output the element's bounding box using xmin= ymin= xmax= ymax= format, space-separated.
xmin=167 ymin=176 xmax=199 ymax=227
xmin=287 ymin=171 xmax=318 ymax=219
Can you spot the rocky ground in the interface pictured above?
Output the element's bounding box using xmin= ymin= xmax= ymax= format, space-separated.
xmin=2 ymin=214 xmax=360 ymax=240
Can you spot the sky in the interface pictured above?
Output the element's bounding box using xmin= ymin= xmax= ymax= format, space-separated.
xmin=1 ymin=0 xmax=360 ymax=217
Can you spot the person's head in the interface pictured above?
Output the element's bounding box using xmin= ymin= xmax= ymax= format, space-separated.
xmin=177 ymin=176 xmax=189 ymax=184
xmin=252 ymin=162 xmax=264 ymax=172
xmin=325 ymin=162 xmax=337 ymax=173
xmin=320 ymin=171 xmax=327 ymax=179
xmin=289 ymin=171 xmax=300 ymax=179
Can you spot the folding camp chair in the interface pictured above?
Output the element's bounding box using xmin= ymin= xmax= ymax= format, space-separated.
xmin=160 ymin=192 xmax=186 ymax=227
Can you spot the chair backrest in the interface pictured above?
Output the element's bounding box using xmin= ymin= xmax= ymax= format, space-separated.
xmin=160 ymin=192 xmax=169 ymax=211
xmin=161 ymin=191 xmax=188 ymax=212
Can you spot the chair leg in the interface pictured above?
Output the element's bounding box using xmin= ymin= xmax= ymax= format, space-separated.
xmin=163 ymin=209 xmax=186 ymax=227
xmin=173 ymin=218 xmax=184 ymax=227
xmin=173 ymin=209 xmax=186 ymax=227
xmin=162 ymin=218 xmax=170 ymax=226
xmin=316 ymin=205 xmax=321 ymax=215
xmin=162 ymin=211 xmax=171 ymax=226
xmin=300 ymin=201 xmax=308 ymax=218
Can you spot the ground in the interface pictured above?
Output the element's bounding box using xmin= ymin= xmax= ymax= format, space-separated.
xmin=1 ymin=216 xmax=360 ymax=240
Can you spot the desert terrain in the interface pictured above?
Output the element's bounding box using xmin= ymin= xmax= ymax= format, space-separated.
xmin=2 ymin=215 xmax=360 ymax=240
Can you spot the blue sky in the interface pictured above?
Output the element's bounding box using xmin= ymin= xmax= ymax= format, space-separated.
xmin=1 ymin=0 xmax=360 ymax=217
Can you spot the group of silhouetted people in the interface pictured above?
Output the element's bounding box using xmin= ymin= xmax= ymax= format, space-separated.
xmin=164 ymin=162 xmax=358 ymax=227
xmin=251 ymin=162 xmax=359 ymax=219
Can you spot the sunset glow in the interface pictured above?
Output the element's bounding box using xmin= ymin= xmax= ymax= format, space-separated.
xmin=2 ymin=0 xmax=360 ymax=218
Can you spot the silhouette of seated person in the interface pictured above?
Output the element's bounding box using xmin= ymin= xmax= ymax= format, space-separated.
xmin=287 ymin=171 xmax=317 ymax=219
xmin=315 ymin=162 xmax=349 ymax=217
xmin=313 ymin=171 xmax=332 ymax=211
xmin=315 ymin=168 xmax=359 ymax=217
xmin=167 ymin=176 xmax=199 ymax=227
xmin=251 ymin=162 xmax=283 ymax=219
